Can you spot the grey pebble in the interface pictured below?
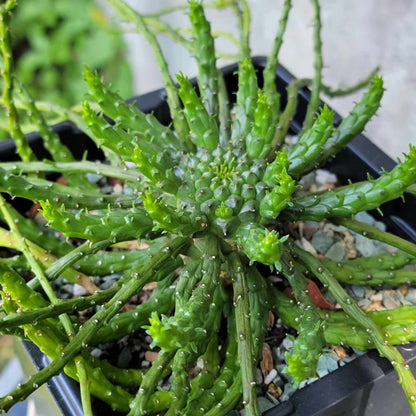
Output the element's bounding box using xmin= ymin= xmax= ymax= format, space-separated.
xmin=255 ymin=368 xmax=263 ymax=385
xmin=273 ymin=372 xmax=284 ymax=387
xmin=325 ymin=242 xmax=346 ymax=262
xmin=282 ymin=337 xmax=294 ymax=351
xmin=311 ymin=230 xmax=334 ymax=254
xmin=257 ymin=397 xmax=277 ymax=413
xmin=383 ymin=291 xmax=402 ymax=309
xmin=73 ymin=284 xmax=89 ymax=297
xmin=86 ymin=173 xmax=104 ymax=184
xmin=61 ymin=284 xmax=74 ymax=294
xmin=279 ymin=384 xmax=297 ymax=402
xmin=355 ymin=211 xmax=376 ymax=225
xmin=355 ymin=234 xmax=376 ymax=257
xmin=405 ymin=288 xmax=416 ymax=305
xmin=357 ymin=298 xmax=372 ymax=309
xmin=90 ymin=348 xmax=102 ymax=358
xmin=117 ymin=346 xmax=132 ymax=368
xmin=265 ymin=391 xmax=280 ymax=405
xmin=351 ymin=285 xmax=366 ymax=299
xmin=316 ymin=354 xmax=339 ymax=377
xmin=315 ymin=169 xmax=338 ymax=185
xmin=324 ymin=223 xmax=347 ymax=233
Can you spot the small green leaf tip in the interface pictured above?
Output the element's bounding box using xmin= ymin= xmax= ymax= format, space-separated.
xmin=144 ymin=312 xmax=182 ymax=351
xmin=236 ymin=224 xmax=288 ymax=266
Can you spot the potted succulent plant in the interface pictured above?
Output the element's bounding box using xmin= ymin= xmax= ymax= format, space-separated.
xmin=0 ymin=0 xmax=416 ymax=415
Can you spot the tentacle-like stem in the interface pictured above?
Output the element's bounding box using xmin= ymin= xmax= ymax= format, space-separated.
xmin=332 ymin=217 xmax=416 ymax=257
xmin=229 ymin=252 xmax=260 ymax=416
xmin=291 ymin=242 xmax=416 ymax=412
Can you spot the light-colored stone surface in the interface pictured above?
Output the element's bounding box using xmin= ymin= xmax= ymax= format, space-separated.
xmin=114 ymin=1 xmax=416 ymax=159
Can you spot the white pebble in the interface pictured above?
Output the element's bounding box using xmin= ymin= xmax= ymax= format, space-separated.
xmin=264 ymin=369 xmax=277 ymax=385
xmin=73 ymin=284 xmax=89 ymax=297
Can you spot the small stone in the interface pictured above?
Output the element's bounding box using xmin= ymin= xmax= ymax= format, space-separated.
xmin=302 ymin=221 xmax=319 ymax=239
xmin=357 ymin=298 xmax=372 ymax=309
xmin=316 ymin=353 xmax=339 ymax=377
xmin=306 ymin=377 xmax=319 ymax=384
xmin=324 ymin=223 xmax=347 ymax=233
xmin=257 ymin=397 xmax=276 ymax=413
xmin=325 ymin=242 xmax=346 ymax=262
xmin=100 ymin=280 xmax=117 ymax=290
xmin=300 ymin=172 xmax=316 ymax=187
xmin=272 ymin=372 xmax=284 ymax=387
xmin=331 ymin=346 xmax=349 ymax=359
xmin=282 ymin=337 xmax=294 ymax=351
xmin=72 ymin=284 xmax=89 ymax=297
xmin=266 ymin=384 xmax=282 ymax=402
xmin=311 ymin=230 xmax=334 ymax=254
xmin=113 ymin=183 xmax=123 ymax=194
xmin=117 ymin=347 xmax=132 ymax=368
xmin=370 ymin=292 xmax=382 ymax=302
xmin=264 ymin=369 xmax=278 ymax=385
xmin=33 ymin=212 xmax=47 ymax=226
xmin=355 ymin=211 xmax=376 ymax=225
xmin=254 ymin=368 xmax=263 ymax=385
xmin=279 ymin=384 xmax=297 ymax=402
xmin=405 ymin=288 xmax=416 ymax=305
xmin=86 ymin=173 xmax=104 ymax=184
xmin=315 ymin=169 xmax=338 ymax=185
xmin=373 ymin=220 xmax=387 ymax=232
xmin=301 ymin=237 xmax=317 ymax=255
xmin=365 ymin=300 xmax=384 ymax=311
xmin=352 ymin=348 xmax=366 ymax=356
xmin=90 ymin=348 xmax=102 ymax=358
xmin=383 ymin=290 xmax=402 ymax=309
xmin=355 ymin=234 xmax=376 ymax=257
xmin=350 ymin=285 xmax=366 ymax=299
xmin=61 ymin=284 xmax=73 ymax=294
xmin=144 ymin=351 xmax=159 ymax=362
xmin=123 ymin=185 xmax=134 ymax=194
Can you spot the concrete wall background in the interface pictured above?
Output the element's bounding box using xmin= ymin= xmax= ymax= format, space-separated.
xmin=114 ymin=1 xmax=416 ymax=160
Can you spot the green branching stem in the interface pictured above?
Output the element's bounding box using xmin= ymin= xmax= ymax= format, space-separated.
xmin=75 ymin=359 xmax=93 ymax=416
xmin=230 ymin=0 xmax=250 ymax=58
xmin=268 ymin=284 xmax=416 ymax=350
xmin=263 ymin=0 xmax=292 ymax=113
xmin=0 ymin=285 xmax=117 ymax=330
xmin=272 ymin=78 xmax=309 ymax=150
xmin=332 ymin=217 xmax=416 ymax=258
xmin=128 ymin=350 xmax=175 ymax=416
xmin=291 ymin=242 xmax=416 ymax=412
xmin=0 ymin=1 xmax=35 ymax=162
xmin=107 ymin=0 xmax=189 ymax=141
xmin=320 ymin=67 xmax=380 ymax=97
xmin=0 ymin=237 xmax=190 ymax=412
xmin=14 ymin=81 xmax=93 ymax=190
xmin=280 ymin=253 xmax=325 ymax=384
xmin=0 ymin=160 xmax=142 ymax=183
xmin=0 ymin=195 xmax=93 ymax=416
xmin=303 ymin=0 xmax=323 ymax=130
xmin=229 ymin=252 xmax=260 ymax=416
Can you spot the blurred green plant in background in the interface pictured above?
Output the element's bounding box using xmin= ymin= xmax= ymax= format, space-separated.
xmin=0 ymin=0 xmax=132 ymax=137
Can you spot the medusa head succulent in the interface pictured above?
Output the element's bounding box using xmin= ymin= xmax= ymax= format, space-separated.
xmin=1 ymin=0 xmax=416 ymax=415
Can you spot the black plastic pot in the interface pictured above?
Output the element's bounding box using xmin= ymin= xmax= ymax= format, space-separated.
xmin=3 ymin=57 xmax=416 ymax=416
